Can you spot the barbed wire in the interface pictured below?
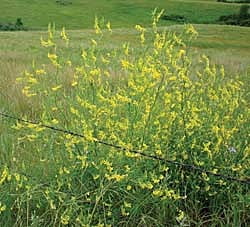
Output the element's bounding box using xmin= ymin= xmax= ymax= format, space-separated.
xmin=0 ymin=111 xmax=249 ymax=185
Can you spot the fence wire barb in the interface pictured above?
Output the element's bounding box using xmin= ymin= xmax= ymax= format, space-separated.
xmin=0 ymin=111 xmax=249 ymax=185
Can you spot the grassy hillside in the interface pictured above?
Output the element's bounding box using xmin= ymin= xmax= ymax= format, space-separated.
xmin=0 ymin=0 xmax=243 ymax=29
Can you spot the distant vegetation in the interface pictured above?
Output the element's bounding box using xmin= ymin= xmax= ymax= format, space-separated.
xmin=0 ymin=18 xmax=26 ymax=31
xmin=160 ymin=3 xmax=250 ymax=27
xmin=55 ymin=0 xmax=72 ymax=6
xmin=217 ymin=0 xmax=250 ymax=3
xmin=218 ymin=4 xmax=250 ymax=26
xmin=161 ymin=14 xmax=188 ymax=23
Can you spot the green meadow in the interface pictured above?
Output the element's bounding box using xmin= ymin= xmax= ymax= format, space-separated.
xmin=0 ymin=0 xmax=243 ymax=29
xmin=0 ymin=0 xmax=249 ymax=226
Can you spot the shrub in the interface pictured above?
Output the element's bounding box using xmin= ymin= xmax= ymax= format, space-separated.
xmin=217 ymin=0 xmax=250 ymax=3
xmin=218 ymin=5 xmax=250 ymax=26
xmin=0 ymin=18 xmax=26 ymax=31
xmin=55 ymin=0 xmax=72 ymax=6
xmin=15 ymin=18 xmax=23 ymax=27
xmin=239 ymin=4 xmax=250 ymax=19
xmin=161 ymin=14 xmax=188 ymax=23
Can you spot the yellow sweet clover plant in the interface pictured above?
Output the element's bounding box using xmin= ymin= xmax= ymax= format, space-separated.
xmin=3 ymin=13 xmax=249 ymax=226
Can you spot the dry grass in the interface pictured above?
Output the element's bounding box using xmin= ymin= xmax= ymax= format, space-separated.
xmin=0 ymin=24 xmax=249 ymax=114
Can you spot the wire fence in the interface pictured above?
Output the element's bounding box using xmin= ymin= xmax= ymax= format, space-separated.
xmin=0 ymin=111 xmax=249 ymax=185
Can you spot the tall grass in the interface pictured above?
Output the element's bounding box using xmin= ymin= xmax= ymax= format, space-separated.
xmin=0 ymin=15 xmax=249 ymax=226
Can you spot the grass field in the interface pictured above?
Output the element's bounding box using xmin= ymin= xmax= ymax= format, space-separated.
xmin=0 ymin=1 xmax=250 ymax=226
xmin=1 ymin=24 xmax=249 ymax=112
xmin=0 ymin=0 xmax=244 ymax=29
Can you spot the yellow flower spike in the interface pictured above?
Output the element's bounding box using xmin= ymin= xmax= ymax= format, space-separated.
xmin=101 ymin=56 xmax=110 ymax=64
xmin=93 ymin=175 xmax=100 ymax=180
xmin=11 ymin=122 xmax=23 ymax=130
xmin=135 ymin=24 xmax=146 ymax=44
xmin=92 ymin=55 xmax=97 ymax=63
xmin=202 ymin=173 xmax=209 ymax=182
xmin=123 ymin=43 xmax=130 ymax=56
xmin=26 ymin=134 xmax=37 ymax=142
xmin=51 ymin=119 xmax=59 ymax=124
xmin=103 ymin=70 xmax=110 ymax=77
xmin=71 ymin=81 xmax=78 ymax=87
xmin=22 ymin=86 xmax=37 ymax=97
xmin=126 ymin=185 xmax=132 ymax=191
xmin=49 ymin=200 xmax=56 ymax=210
xmin=70 ymin=107 xmax=79 ymax=116
xmin=91 ymin=39 xmax=97 ymax=46
xmin=106 ymin=21 xmax=112 ymax=33
xmin=40 ymin=37 xmax=55 ymax=47
xmin=212 ymin=169 xmax=218 ymax=174
xmin=156 ymin=9 xmax=164 ymax=21
xmin=14 ymin=173 xmax=20 ymax=182
xmin=185 ymin=24 xmax=198 ymax=38
xmin=232 ymin=164 xmax=242 ymax=172
xmin=152 ymin=70 xmax=161 ymax=79
xmin=121 ymin=59 xmax=133 ymax=69
xmin=178 ymin=49 xmax=186 ymax=58
xmin=176 ymin=210 xmax=185 ymax=223
xmin=96 ymin=224 xmax=105 ymax=227
xmin=60 ymin=27 xmax=69 ymax=45
xmin=159 ymin=174 xmax=164 ymax=180
xmin=48 ymin=52 xmax=57 ymax=61
xmin=47 ymin=23 xmax=53 ymax=39
xmin=110 ymin=173 xmax=127 ymax=182
xmin=135 ymin=24 xmax=145 ymax=32
xmin=66 ymin=60 xmax=72 ymax=66
xmin=94 ymin=16 xmax=102 ymax=35
xmin=203 ymin=141 xmax=212 ymax=158
xmin=124 ymin=201 xmax=132 ymax=208
xmin=59 ymin=167 xmax=64 ymax=175
xmin=205 ymin=185 xmax=210 ymax=192
xmin=124 ymin=165 xmax=130 ymax=172
xmin=121 ymin=206 xmax=129 ymax=216
xmin=218 ymin=180 xmax=226 ymax=186
xmin=61 ymin=214 xmax=70 ymax=225
xmin=140 ymin=32 xmax=145 ymax=44
xmin=63 ymin=167 xmax=70 ymax=174
xmin=81 ymin=50 xmax=87 ymax=60
xmin=0 ymin=202 xmax=6 ymax=214
xmin=152 ymin=189 xmax=163 ymax=197
xmin=51 ymin=85 xmax=62 ymax=91
xmin=35 ymin=69 xmax=46 ymax=75
xmin=141 ymin=182 xmax=153 ymax=190
xmin=0 ymin=166 xmax=8 ymax=185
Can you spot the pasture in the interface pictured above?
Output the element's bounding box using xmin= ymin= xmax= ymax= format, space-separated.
xmin=0 ymin=0 xmax=244 ymax=29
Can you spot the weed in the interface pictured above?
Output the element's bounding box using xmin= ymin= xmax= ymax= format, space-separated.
xmin=0 ymin=14 xmax=249 ymax=226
